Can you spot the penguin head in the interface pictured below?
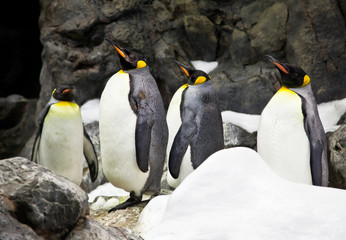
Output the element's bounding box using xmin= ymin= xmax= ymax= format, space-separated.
xmin=265 ymin=55 xmax=310 ymax=88
xmin=105 ymin=38 xmax=147 ymax=70
xmin=175 ymin=61 xmax=211 ymax=85
xmin=52 ymin=86 xmax=74 ymax=102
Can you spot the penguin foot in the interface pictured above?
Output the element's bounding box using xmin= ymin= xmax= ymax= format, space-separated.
xmin=108 ymin=198 xmax=149 ymax=213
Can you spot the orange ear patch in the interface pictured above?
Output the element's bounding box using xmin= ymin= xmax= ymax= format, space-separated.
xmin=274 ymin=62 xmax=289 ymax=74
xmin=62 ymin=89 xmax=71 ymax=94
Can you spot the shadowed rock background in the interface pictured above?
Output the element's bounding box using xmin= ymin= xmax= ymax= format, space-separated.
xmin=0 ymin=1 xmax=345 ymax=179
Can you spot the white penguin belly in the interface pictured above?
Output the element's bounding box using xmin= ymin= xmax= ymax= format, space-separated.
xmin=257 ymin=87 xmax=312 ymax=184
xmin=166 ymin=85 xmax=194 ymax=188
xmin=38 ymin=102 xmax=84 ymax=185
xmin=99 ymin=72 xmax=149 ymax=195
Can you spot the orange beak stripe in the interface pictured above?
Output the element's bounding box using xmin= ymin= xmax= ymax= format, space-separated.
xmin=179 ymin=66 xmax=190 ymax=77
xmin=274 ymin=62 xmax=289 ymax=74
xmin=113 ymin=45 xmax=126 ymax=58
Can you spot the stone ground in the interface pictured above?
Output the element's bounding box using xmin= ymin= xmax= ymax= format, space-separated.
xmin=90 ymin=201 xmax=147 ymax=231
xmin=89 ymin=188 xmax=172 ymax=232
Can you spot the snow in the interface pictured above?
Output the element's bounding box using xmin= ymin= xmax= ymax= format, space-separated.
xmin=317 ymin=98 xmax=346 ymax=132
xmin=81 ymin=98 xmax=100 ymax=124
xmin=191 ymin=60 xmax=218 ymax=74
xmin=88 ymin=182 xmax=128 ymax=203
xmin=135 ymin=147 xmax=346 ymax=240
xmin=221 ymin=111 xmax=260 ymax=133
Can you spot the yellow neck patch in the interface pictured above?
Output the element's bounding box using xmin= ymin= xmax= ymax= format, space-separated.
xmin=181 ymin=83 xmax=188 ymax=89
xmin=278 ymin=86 xmax=296 ymax=95
xmin=137 ymin=60 xmax=147 ymax=69
xmin=302 ymin=75 xmax=310 ymax=87
xmin=194 ymin=76 xmax=207 ymax=85
xmin=55 ymin=101 xmax=78 ymax=108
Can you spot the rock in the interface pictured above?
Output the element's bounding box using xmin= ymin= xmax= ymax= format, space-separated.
xmin=223 ymin=122 xmax=257 ymax=149
xmin=328 ymin=124 xmax=346 ymax=189
xmin=67 ymin=217 xmax=143 ymax=240
xmin=0 ymin=95 xmax=37 ymax=159
xmin=3 ymin=0 xmax=345 ymax=158
xmin=36 ymin=0 xmax=345 ymax=115
xmin=0 ymin=193 xmax=42 ymax=240
xmin=0 ymin=157 xmax=89 ymax=239
xmin=0 ymin=157 xmax=142 ymax=239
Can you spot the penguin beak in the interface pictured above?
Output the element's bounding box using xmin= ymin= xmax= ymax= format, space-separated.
xmin=105 ymin=38 xmax=126 ymax=59
xmin=265 ymin=54 xmax=289 ymax=74
xmin=175 ymin=61 xmax=191 ymax=77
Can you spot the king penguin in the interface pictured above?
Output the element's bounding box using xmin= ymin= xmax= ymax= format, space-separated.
xmin=166 ymin=61 xmax=224 ymax=188
xmin=257 ymin=55 xmax=328 ymax=186
xmin=99 ymin=39 xmax=168 ymax=211
xmin=31 ymin=86 xmax=98 ymax=186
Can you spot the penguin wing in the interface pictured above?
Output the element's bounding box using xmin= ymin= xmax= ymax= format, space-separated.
xmin=302 ymin=99 xmax=328 ymax=186
xmin=134 ymin=101 xmax=155 ymax=173
xmin=83 ymin=128 xmax=99 ymax=182
xmin=169 ymin=117 xmax=198 ymax=179
xmin=31 ymin=104 xmax=52 ymax=162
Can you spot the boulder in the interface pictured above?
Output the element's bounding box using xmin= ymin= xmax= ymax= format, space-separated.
xmin=223 ymin=122 xmax=257 ymax=149
xmin=0 ymin=157 xmax=89 ymax=238
xmin=0 ymin=157 xmax=143 ymax=239
xmin=328 ymin=124 xmax=346 ymax=189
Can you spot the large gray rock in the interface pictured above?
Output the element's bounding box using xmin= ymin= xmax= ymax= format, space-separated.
xmin=0 ymin=193 xmax=42 ymax=240
xmin=328 ymin=125 xmax=346 ymax=189
xmin=0 ymin=157 xmax=143 ymax=239
xmin=0 ymin=157 xmax=89 ymax=238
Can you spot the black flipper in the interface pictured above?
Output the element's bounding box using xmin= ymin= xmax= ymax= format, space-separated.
xmin=135 ymin=109 xmax=154 ymax=173
xmin=128 ymin=71 xmax=155 ymax=173
xmin=31 ymin=104 xmax=52 ymax=162
xmin=83 ymin=128 xmax=99 ymax=182
xmin=169 ymin=119 xmax=197 ymax=179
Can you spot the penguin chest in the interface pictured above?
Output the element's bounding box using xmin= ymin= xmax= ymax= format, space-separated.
xmin=38 ymin=102 xmax=84 ymax=185
xmin=99 ymin=72 xmax=149 ymax=193
xmin=257 ymin=88 xmax=311 ymax=184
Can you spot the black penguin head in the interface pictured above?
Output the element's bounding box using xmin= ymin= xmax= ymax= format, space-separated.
xmin=105 ymin=38 xmax=147 ymax=70
xmin=175 ymin=61 xmax=211 ymax=85
xmin=52 ymin=86 xmax=74 ymax=101
xmin=265 ymin=55 xmax=310 ymax=88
